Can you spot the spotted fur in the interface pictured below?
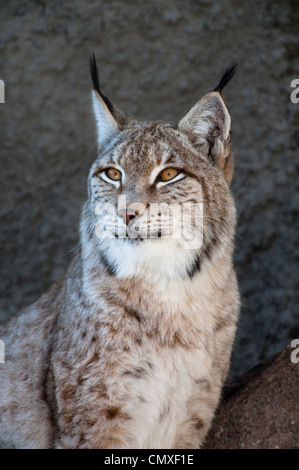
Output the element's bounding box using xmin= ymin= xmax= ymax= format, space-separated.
xmin=0 ymin=61 xmax=240 ymax=448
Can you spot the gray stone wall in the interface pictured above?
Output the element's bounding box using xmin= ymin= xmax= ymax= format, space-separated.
xmin=0 ymin=0 xmax=298 ymax=378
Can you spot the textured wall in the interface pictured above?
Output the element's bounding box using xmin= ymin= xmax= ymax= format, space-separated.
xmin=0 ymin=0 xmax=298 ymax=378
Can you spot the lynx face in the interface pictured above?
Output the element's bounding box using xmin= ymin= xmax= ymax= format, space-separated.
xmin=81 ymin=62 xmax=236 ymax=281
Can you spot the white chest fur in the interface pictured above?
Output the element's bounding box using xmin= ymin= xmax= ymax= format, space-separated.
xmin=118 ymin=345 xmax=213 ymax=449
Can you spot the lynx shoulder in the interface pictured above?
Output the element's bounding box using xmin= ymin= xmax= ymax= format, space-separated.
xmin=0 ymin=60 xmax=240 ymax=449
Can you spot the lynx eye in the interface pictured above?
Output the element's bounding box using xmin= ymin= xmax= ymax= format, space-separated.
xmin=105 ymin=168 xmax=122 ymax=181
xmin=160 ymin=168 xmax=179 ymax=182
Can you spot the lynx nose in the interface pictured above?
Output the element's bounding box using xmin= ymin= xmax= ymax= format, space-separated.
xmin=118 ymin=208 xmax=139 ymax=226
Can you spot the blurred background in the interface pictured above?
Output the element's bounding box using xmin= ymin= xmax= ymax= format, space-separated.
xmin=0 ymin=0 xmax=298 ymax=379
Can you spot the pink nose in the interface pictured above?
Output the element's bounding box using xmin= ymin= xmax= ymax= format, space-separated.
xmin=118 ymin=208 xmax=139 ymax=225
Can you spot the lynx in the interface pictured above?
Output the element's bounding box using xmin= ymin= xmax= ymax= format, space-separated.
xmin=0 ymin=58 xmax=240 ymax=449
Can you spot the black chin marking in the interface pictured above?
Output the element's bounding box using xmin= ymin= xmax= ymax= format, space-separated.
xmin=202 ymin=234 xmax=220 ymax=261
xmin=100 ymin=252 xmax=117 ymax=276
xmin=127 ymin=237 xmax=142 ymax=245
xmin=115 ymin=233 xmax=144 ymax=244
xmin=186 ymin=254 xmax=201 ymax=279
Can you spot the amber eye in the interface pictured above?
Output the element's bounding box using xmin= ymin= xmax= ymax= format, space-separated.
xmin=105 ymin=168 xmax=122 ymax=181
xmin=160 ymin=168 xmax=179 ymax=182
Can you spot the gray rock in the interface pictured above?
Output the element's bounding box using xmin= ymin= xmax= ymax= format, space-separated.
xmin=204 ymin=345 xmax=299 ymax=449
xmin=0 ymin=1 xmax=298 ymax=378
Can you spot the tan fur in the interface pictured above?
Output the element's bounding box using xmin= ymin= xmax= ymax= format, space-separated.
xmin=0 ymin=75 xmax=240 ymax=448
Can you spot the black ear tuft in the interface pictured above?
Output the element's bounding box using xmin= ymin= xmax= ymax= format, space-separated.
xmin=89 ymin=53 xmax=100 ymax=93
xmin=212 ymin=63 xmax=237 ymax=94
xmin=89 ymin=53 xmax=114 ymax=114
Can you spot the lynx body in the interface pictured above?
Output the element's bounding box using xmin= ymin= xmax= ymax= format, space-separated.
xmin=0 ymin=61 xmax=239 ymax=448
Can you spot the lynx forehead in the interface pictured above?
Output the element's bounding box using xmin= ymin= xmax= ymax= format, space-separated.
xmin=0 ymin=58 xmax=240 ymax=449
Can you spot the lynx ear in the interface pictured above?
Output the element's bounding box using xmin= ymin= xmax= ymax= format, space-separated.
xmin=92 ymin=90 xmax=119 ymax=148
xmin=178 ymin=65 xmax=236 ymax=184
xmin=178 ymin=91 xmax=231 ymax=144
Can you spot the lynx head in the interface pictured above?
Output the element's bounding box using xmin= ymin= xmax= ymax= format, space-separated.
xmin=81 ymin=56 xmax=237 ymax=282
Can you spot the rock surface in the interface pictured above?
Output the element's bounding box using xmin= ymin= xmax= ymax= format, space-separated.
xmin=204 ymin=344 xmax=299 ymax=449
xmin=0 ymin=1 xmax=299 ymax=378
